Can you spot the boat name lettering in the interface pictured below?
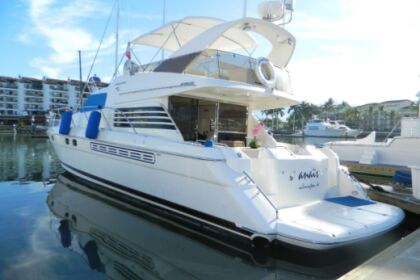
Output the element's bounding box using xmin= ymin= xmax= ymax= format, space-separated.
xmin=180 ymin=81 xmax=195 ymax=87
xmin=298 ymin=182 xmax=319 ymax=190
xmin=298 ymin=169 xmax=319 ymax=180
xmin=119 ymin=81 xmax=196 ymax=96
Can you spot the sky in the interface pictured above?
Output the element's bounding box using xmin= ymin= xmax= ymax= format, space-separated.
xmin=1 ymin=0 xmax=420 ymax=106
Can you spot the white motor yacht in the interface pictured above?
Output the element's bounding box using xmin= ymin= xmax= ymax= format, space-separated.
xmin=48 ymin=4 xmax=403 ymax=251
xmin=303 ymin=120 xmax=360 ymax=138
xmin=327 ymin=117 xmax=420 ymax=178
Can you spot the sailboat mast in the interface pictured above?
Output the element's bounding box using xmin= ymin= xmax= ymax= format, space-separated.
xmin=115 ymin=0 xmax=120 ymax=73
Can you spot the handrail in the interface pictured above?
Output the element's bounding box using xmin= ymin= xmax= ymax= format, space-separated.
xmin=114 ymin=108 xmax=138 ymax=134
xmin=243 ymin=171 xmax=278 ymax=219
xmin=384 ymin=119 xmax=401 ymax=142
xmin=49 ymin=105 xmax=164 ymax=135
xmin=99 ymin=108 xmax=112 ymax=131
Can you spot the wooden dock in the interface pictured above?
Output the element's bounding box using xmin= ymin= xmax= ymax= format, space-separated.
xmin=367 ymin=188 xmax=420 ymax=215
xmin=340 ymin=228 xmax=420 ymax=280
xmin=344 ymin=162 xmax=409 ymax=178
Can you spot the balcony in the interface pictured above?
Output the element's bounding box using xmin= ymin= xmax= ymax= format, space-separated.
xmin=24 ymin=104 xmax=43 ymax=110
xmin=24 ymin=83 xmax=42 ymax=90
xmin=0 ymin=104 xmax=18 ymax=110
xmin=0 ymin=97 xmax=18 ymax=103
xmin=50 ymin=93 xmax=68 ymax=99
xmin=0 ymin=90 xmax=18 ymax=96
xmin=49 ymin=85 xmax=67 ymax=91
xmin=25 ymin=91 xmax=43 ymax=97
xmin=25 ymin=98 xmax=43 ymax=104
xmin=0 ymin=83 xmax=18 ymax=89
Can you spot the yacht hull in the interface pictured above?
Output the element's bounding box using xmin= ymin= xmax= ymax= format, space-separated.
xmin=328 ymin=136 xmax=420 ymax=173
xmin=49 ymin=131 xmax=404 ymax=251
xmin=303 ymin=129 xmax=359 ymax=138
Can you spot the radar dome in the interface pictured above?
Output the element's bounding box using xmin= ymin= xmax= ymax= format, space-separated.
xmin=258 ymin=1 xmax=285 ymax=21
xmin=88 ymin=75 xmax=101 ymax=83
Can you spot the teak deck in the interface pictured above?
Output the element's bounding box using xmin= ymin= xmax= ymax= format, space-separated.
xmin=367 ymin=188 xmax=420 ymax=215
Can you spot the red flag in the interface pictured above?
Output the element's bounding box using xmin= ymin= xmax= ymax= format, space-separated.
xmin=252 ymin=123 xmax=264 ymax=136
xmin=125 ymin=50 xmax=131 ymax=60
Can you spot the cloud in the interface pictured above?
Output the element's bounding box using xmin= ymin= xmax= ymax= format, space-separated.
xmin=288 ymin=0 xmax=420 ymax=105
xmin=22 ymin=0 xmax=117 ymax=79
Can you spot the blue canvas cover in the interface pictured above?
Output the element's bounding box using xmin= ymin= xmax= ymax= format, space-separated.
xmin=81 ymin=93 xmax=107 ymax=112
xmin=325 ymin=196 xmax=375 ymax=207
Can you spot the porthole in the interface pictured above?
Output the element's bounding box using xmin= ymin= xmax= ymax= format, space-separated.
xmin=65 ymin=138 xmax=69 ymax=145
xmin=72 ymin=139 xmax=77 ymax=146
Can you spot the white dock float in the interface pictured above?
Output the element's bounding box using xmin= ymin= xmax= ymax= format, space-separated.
xmin=340 ymin=228 xmax=420 ymax=280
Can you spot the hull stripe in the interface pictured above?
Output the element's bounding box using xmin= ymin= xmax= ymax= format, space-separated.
xmin=61 ymin=162 xmax=254 ymax=238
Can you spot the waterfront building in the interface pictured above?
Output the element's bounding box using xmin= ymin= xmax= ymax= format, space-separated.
xmin=356 ymin=99 xmax=415 ymax=116
xmin=354 ymin=99 xmax=417 ymax=131
xmin=0 ymin=76 xmax=107 ymax=121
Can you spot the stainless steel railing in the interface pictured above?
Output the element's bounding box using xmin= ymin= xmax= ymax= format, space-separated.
xmin=243 ymin=171 xmax=279 ymax=219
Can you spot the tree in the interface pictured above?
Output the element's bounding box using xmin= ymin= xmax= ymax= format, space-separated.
xmin=343 ymin=107 xmax=362 ymax=128
xmin=261 ymin=108 xmax=285 ymax=130
xmin=273 ymin=108 xmax=284 ymax=130
xmin=287 ymin=102 xmax=320 ymax=130
xmin=322 ymin=98 xmax=335 ymax=120
xmin=367 ymin=106 xmax=374 ymax=130
xmin=378 ymin=105 xmax=384 ymax=131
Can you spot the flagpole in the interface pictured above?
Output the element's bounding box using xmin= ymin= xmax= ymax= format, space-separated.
xmin=162 ymin=0 xmax=166 ymax=61
xmin=78 ymin=50 xmax=83 ymax=106
xmin=115 ymin=0 xmax=120 ymax=73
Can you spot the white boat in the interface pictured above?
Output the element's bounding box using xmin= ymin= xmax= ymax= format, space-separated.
xmin=48 ymin=4 xmax=403 ymax=251
xmin=303 ymin=119 xmax=360 ymax=138
xmin=327 ymin=117 xmax=420 ymax=177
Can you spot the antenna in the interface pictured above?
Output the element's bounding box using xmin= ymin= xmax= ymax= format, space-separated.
xmin=243 ymin=0 xmax=247 ymax=18
xmin=115 ymin=0 xmax=120 ymax=73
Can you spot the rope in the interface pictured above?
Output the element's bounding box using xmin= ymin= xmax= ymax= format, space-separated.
xmin=78 ymin=0 xmax=117 ymax=108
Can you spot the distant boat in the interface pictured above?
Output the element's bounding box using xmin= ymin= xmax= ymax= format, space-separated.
xmin=290 ymin=130 xmax=303 ymax=137
xmin=327 ymin=117 xmax=420 ymax=178
xmin=303 ymin=119 xmax=360 ymax=138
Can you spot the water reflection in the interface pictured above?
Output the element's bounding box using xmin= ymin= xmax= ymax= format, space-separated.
xmin=47 ymin=173 xmax=401 ymax=280
xmin=0 ymin=181 xmax=103 ymax=280
xmin=0 ymin=134 xmax=62 ymax=181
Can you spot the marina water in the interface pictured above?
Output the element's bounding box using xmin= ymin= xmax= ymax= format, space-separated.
xmin=0 ymin=135 xmax=408 ymax=279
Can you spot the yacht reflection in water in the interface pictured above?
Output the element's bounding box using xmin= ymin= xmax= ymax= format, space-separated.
xmin=47 ymin=173 xmax=400 ymax=280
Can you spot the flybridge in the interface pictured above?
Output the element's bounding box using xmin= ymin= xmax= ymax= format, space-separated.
xmin=127 ymin=17 xmax=296 ymax=69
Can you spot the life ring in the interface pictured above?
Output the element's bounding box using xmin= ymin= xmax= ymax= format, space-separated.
xmin=255 ymin=58 xmax=277 ymax=88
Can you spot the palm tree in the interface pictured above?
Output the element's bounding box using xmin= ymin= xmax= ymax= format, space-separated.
xmin=378 ymin=105 xmax=384 ymax=131
xmin=343 ymin=107 xmax=361 ymax=128
xmin=390 ymin=110 xmax=396 ymax=129
xmin=367 ymin=106 xmax=374 ymax=131
xmin=273 ymin=108 xmax=284 ymax=131
xmin=287 ymin=102 xmax=320 ymax=130
xmin=322 ymin=98 xmax=335 ymax=120
xmin=261 ymin=108 xmax=285 ymax=130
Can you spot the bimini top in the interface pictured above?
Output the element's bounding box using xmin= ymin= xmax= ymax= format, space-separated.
xmin=171 ymin=17 xmax=296 ymax=67
xmin=131 ymin=17 xmax=257 ymax=53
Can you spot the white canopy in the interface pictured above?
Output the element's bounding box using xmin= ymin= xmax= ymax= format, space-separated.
xmin=171 ymin=18 xmax=296 ymax=67
xmin=131 ymin=17 xmax=257 ymax=53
